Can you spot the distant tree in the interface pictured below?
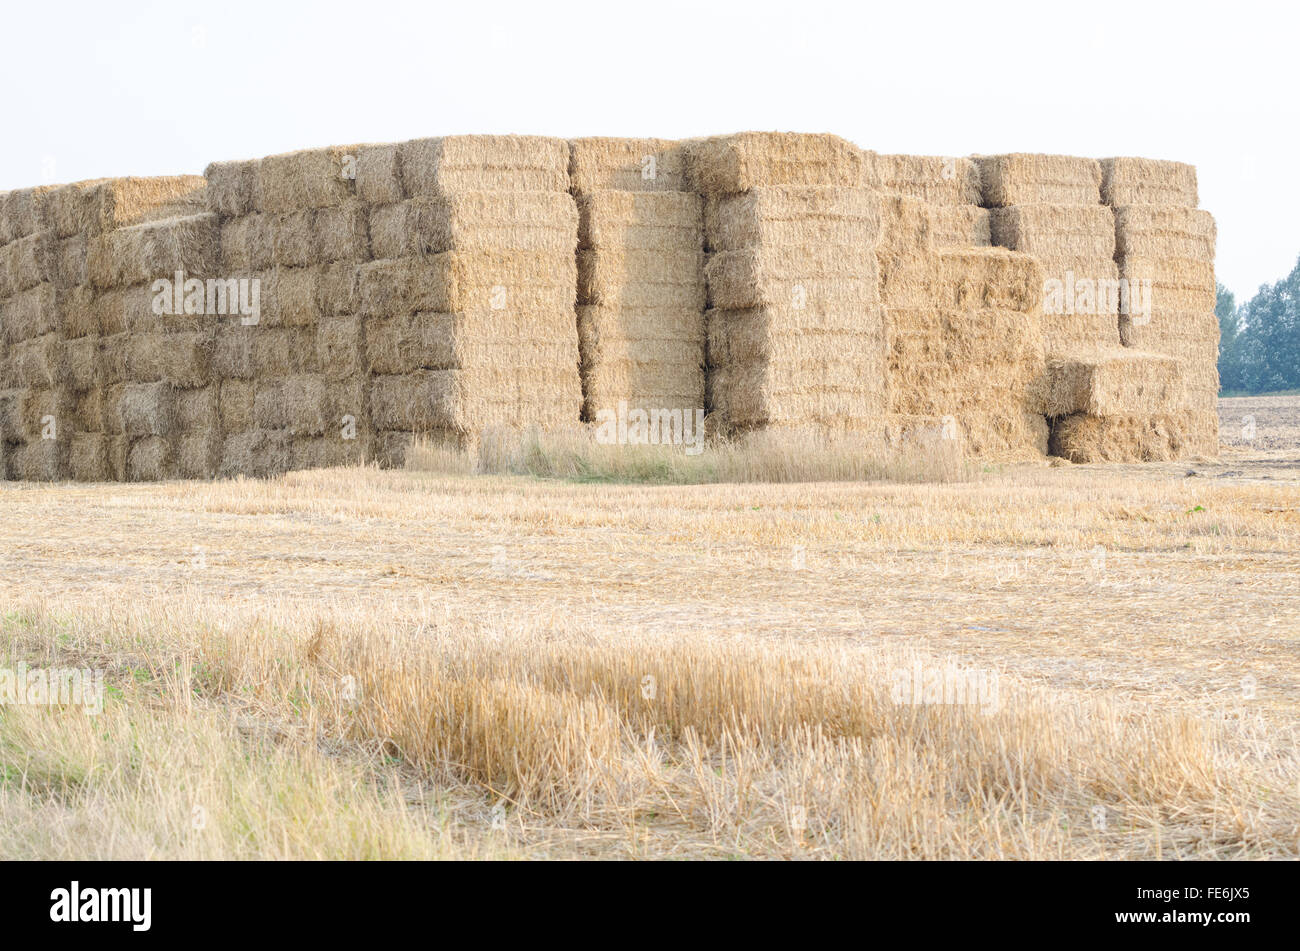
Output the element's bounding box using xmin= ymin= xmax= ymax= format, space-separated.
xmin=1216 ymin=284 xmax=1241 ymax=391
xmin=1221 ymin=255 xmax=1300 ymax=394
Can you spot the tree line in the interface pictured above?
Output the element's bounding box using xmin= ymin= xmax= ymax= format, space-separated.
xmin=1218 ymin=255 xmax=1300 ymax=394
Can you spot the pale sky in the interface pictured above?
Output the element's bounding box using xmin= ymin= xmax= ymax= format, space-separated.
xmin=4 ymin=0 xmax=1295 ymax=301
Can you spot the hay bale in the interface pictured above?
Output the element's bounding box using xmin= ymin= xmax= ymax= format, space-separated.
xmin=1113 ymin=205 xmax=1215 ymax=261
xmin=357 ymin=251 xmax=577 ymax=317
xmin=317 ymin=315 xmax=363 ymax=379
xmin=0 ymin=389 xmax=24 ymax=441
xmin=269 ymin=267 xmax=322 ymax=328
xmin=54 ymin=235 xmax=88 ymax=288
xmin=369 ymin=372 xmax=459 ymax=430
xmin=704 ymin=186 xmax=880 ymax=251
xmin=93 ymin=176 xmax=209 ymax=233
xmin=220 ymin=215 xmax=274 ymax=271
xmin=204 ymin=160 xmax=260 ymax=217
xmin=213 ymin=326 xmax=255 ymax=380
xmin=69 ymin=433 xmax=110 ymax=481
xmin=579 ymin=248 xmax=705 ymax=306
xmin=218 ymin=429 xmax=292 ymax=479
xmin=3 ymin=232 xmax=56 ymax=292
xmin=369 ymin=191 xmax=578 ymax=259
xmin=174 ymin=385 xmax=219 ymax=432
xmin=88 ymin=213 xmax=220 ymax=288
xmin=125 ymin=435 xmax=175 ymax=481
xmin=109 ymin=382 xmax=175 ymax=436
xmin=400 ymin=136 xmax=570 ymax=195
xmin=1 ymin=186 xmax=57 ymax=241
xmin=44 ymin=180 xmax=109 ymax=238
xmin=2 ymin=284 xmax=59 ymax=343
xmin=685 ymin=133 xmax=865 ymax=194
xmin=9 ymin=439 xmax=67 ymax=482
xmin=317 ymin=263 xmax=361 ymax=316
xmin=1042 ymin=349 xmax=1185 ymax=418
xmin=63 ymin=336 xmax=100 ymax=392
xmin=1100 ymin=157 xmax=1198 ymax=207
xmin=929 ymin=205 xmax=991 ymax=248
xmin=256 ymin=146 xmax=361 ymax=213
xmin=1049 ymin=412 xmax=1190 ymax=463
xmin=569 ymin=137 xmax=688 ymax=192
xmin=865 ymin=154 xmax=982 ymax=205
xmin=355 ymin=144 xmax=403 ymax=204
xmin=10 ymin=334 xmax=66 ymax=387
xmin=177 ymin=430 xmax=221 ymax=479
xmin=251 ymin=328 xmax=319 ymax=377
xmin=989 ymin=204 xmax=1116 ymax=260
xmin=253 ymin=376 xmax=327 ymax=434
xmin=976 ymin=154 xmax=1102 ymax=207
xmin=290 ymin=432 xmax=372 ymax=471
xmin=219 ymin=379 xmax=254 ymax=433
xmin=579 ymin=191 xmax=702 ymax=253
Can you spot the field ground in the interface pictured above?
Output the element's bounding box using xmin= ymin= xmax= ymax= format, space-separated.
xmin=0 ymin=397 xmax=1297 ymax=859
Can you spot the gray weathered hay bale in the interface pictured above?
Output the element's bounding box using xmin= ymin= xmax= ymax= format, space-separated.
xmin=369 ymin=191 xmax=578 ymax=259
xmin=1 ymin=185 xmax=58 ymax=241
xmin=213 ymin=326 xmax=255 ymax=380
xmin=109 ymin=381 xmax=175 ymax=436
xmin=976 ymin=154 xmax=1102 ymax=207
xmin=253 ymin=375 xmax=327 ymax=434
xmin=2 ymin=284 xmax=59 ymax=343
xmin=88 ymin=213 xmax=220 ymax=288
xmin=59 ymin=285 xmax=98 ymax=339
xmin=268 ymin=210 xmax=319 ymax=268
xmin=54 ymin=235 xmax=88 ymax=288
xmin=0 ymin=389 xmax=24 ymax=441
xmin=865 ymin=154 xmax=982 ymax=205
xmin=268 ymin=266 xmax=321 ymax=328
xmin=69 ymin=433 xmax=111 ymax=481
xmin=317 ymin=262 xmax=360 ymax=316
xmin=685 ymin=133 xmax=865 ymax=194
xmin=91 ymin=284 xmax=163 ymax=337
xmin=9 ymin=439 xmax=68 ymax=482
xmin=1042 ymin=349 xmax=1184 ymax=418
xmin=174 ymin=385 xmax=219 ymax=432
xmin=123 ymin=435 xmax=174 ymax=481
xmin=569 ymin=137 xmax=688 ymax=192
xmin=63 ymin=335 xmax=100 ymax=392
xmin=251 ymin=328 xmax=320 ymax=377
xmin=1113 ymin=205 xmax=1215 ymax=261
xmin=219 ymin=379 xmax=255 ymax=433
xmin=399 ymin=136 xmax=570 ymax=195
xmin=369 ymin=371 xmax=459 ymax=430
xmin=290 ymin=432 xmax=372 ymax=471
xmin=2 ymin=232 xmax=55 ymax=293
xmin=18 ymin=388 xmax=73 ymax=438
xmin=317 ymin=315 xmax=363 ymax=379
xmin=316 ymin=202 xmax=370 ymax=263
xmin=10 ymin=334 xmax=66 ymax=387
xmin=218 ymin=429 xmax=292 ymax=479
xmin=1049 ymin=412 xmax=1190 ymax=463
xmin=1100 ymin=157 xmax=1198 ymax=207
xmin=177 ymin=430 xmax=221 ymax=479
xmin=256 ymin=145 xmax=361 ymax=213
xmin=43 ymin=180 xmax=107 ymax=238
xmin=204 ymin=160 xmax=260 ymax=217
xmin=355 ymin=144 xmax=403 ymax=204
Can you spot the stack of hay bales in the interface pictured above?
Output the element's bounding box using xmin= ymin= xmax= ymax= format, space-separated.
xmin=866 ymin=154 xmax=989 ymax=249
xmin=359 ymin=135 xmax=581 ymax=462
xmin=1105 ymin=158 xmax=1218 ymax=456
xmin=206 ymin=146 xmax=373 ymax=476
xmin=569 ymin=138 xmax=705 ymax=421
xmin=688 ymin=133 xmax=886 ymax=435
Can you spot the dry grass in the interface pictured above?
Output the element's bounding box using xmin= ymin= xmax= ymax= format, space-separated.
xmin=1 ymin=409 xmax=1298 ymax=859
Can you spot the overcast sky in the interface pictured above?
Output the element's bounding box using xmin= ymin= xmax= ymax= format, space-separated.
xmin=3 ymin=0 xmax=1295 ymax=300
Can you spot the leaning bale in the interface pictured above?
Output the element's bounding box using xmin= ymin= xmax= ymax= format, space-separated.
xmin=686 ymin=132 xmax=866 ymax=194
xmin=88 ymin=213 xmax=220 ymax=288
xmin=256 ymin=145 xmax=361 ymax=213
xmin=93 ymin=176 xmax=209 ymax=233
xmin=977 ymin=154 xmax=1102 ymax=207
xmin=1100 ymin=157 xmax=1198 ymax=207
xmin=569 ymin=137 xmax=688 ymax=192
xmin=400 ymin=136 xmax=570 ymax=194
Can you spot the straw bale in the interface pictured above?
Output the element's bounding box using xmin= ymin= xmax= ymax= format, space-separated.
xmin=1049 ymin=412 xmax=1191 ymax=463
xmin=268 ymin=210 xmax=318 ymax=268
xmin=204 ymin=160 xmax=260 ymax=217
xmin=3 ymin=232 xmax=55 ymax=292
xmin=213 ymin=326 xmax=255 ymax=380
xmin=3 ymin=284 xmax=59 ymax=343
xmin=865 ymin=154 xmax=982 ymax=205
xmin=94 ymin=176 xmax=208 ymax=233
xmin=254 ymin=375 xmax=327 ymax=434
xmin=269 ymin=266 xmax=321 ymax=327
xmin=218 ymin=429 xmax=292 ymax=479
xmin=54 ymin=235 xmax=88 ymax=288
xmin=0 ymin=388 xmax=22 ymax=441
xmin=174 ymin=385 xmax=218 ymax=432
xmin=370 ymin=192 xmax=578 ymax=259
xmin=704 ymin=186 xmax=880 ymax=250
xmin=317 ymin=263 xmax=361 ymax=316
xmin=929 ymin=205 xmax=991 ymax=248
xmin=63 ymin=335 xmax=100 ymax=392
xmin=9 ymin=439 xmax=67 ymax=481
xmin=577 ymin=304 xmax=705 ymax=346
xmin=10 ymin=334 xmax=65 ymax=387
xmin=69 ymin=433 xmax=110 ymax=481
xmin=88 ymin=213 xmax=219 ymax=288
xmin=1 ymin=186 xmax=57 ymax=241
xmin=58 ymin=285 xmax=96 ymax=339
xmin=219 ymin=380 xmax=254 ymax=433
xmin=685 ymin=133 xmax=865 ymax=194
xmin=990 ymin=204 xmax=1116 ymax=258
xmin=977 ymin=154 xmax=1102 ymax=207
xmin=705 ymin=248 xmax=878 ymax=311
xmin=358 ymin=251 xmax=577 ymax=317
xmin=42 ymin=180 xmax=106 ymax=238
xmin=252 ymin=328 xmax=320 ymax=377
xmin=373 ymin=431 xmax=415 ymax=468
xmin=317 ymin=315 xmax=364 ymax=379
xmin=177 ymin=430 xmax=222 ymax=479
xmin=220 ymin=214 xmax=273 ymax=271
xmin=569 ymin=138 xmax=688 ymax=192
xmin=256 ymin=146 xmax=361 ymax=213
xmin=316 ymin=202 xmax=370 ymax=263
xmin=108 ymin=382 xmax=174 ymax=437
xmin=355 ymin=144 xmax=403 ymax=204
xmin=1100 ymin=158 xmax=1198 ymax=207
xmin=1113 ymin=205 xmax=1215 ymax=261
xmin=399 ymin=136 xmax=570 ymax=195
xmin=578 ymin=191 xmax=702 ymax=252
xmin=1042 ymin=349 xmax=1184 ymax=418
xmin=290 ymin=433 xmax=372 ymax=471
xmin=579 ymin=247 xmax=705 ymax=303
xmin=18 ymin=388 xmax=73 ymax=438
xmin=370 ymin=372 xmax=460 ymax=430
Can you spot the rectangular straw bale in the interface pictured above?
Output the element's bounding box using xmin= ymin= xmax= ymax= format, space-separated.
xmin=9 ymin=439 xmax=68 ymax=482
xmin=69 ymin=433 xmax=111 ymax=481
xmin=253 ymin=375 xmax=327 ymax=434
xmin=88 ymin=213 xmax=219 ymax=288
xmin=19 ymin=388 xmax=73 ymax=438
xmin=358 ymin=250 xmax=577 ymax=317
xmin=705 ymin=186 xmax=880 ymax=250
xmin=126 ymin=435 xmax=175 ymax=481
xmin=2 ymin=284 xmax=59 ymax=343
xmin=213 ymin=326 xmax=255 ymax=380
xmin=577 ymin=305 xmax=705 ymax=346
xmin=705 ymin=249 xmax=878 ymax=310
xmin=569 ymin=137 xmax=688 ymax=192
xmin=977 ymin=154 xmax=1102 ymax=207
xmin=218 ymin=429 xmax=292 ymax=479
xmin=316 ymin=202 xmax=370 ymax=263
xmin=3 ymin=232 xmax=55 ymax=293
xmin=1100 ymin=158 xmax=1198 ymax=207
xmin=355 ymin=143 xmax=403 ymax=204
xmin=54 ymin=236 xmax=88 ymax=288
xmin=865 ymin=154 xmax=982 ymax=205
xmin=317 ymin=315 xmax=363 ymax=379
xmin=256 ymin=145 xmax=361 ymax=213
xmin=2 ymin=186 xmax=58 ymax=241
xmin=400 ymin=136 xmax=570 ymax=195
xmin=369 ymin=371 xmax=460 ymax=430
xmin=929 ymin=205 xmax=991 ymax=248
xmin=10 ymin=334 xmax=65 ymax=386
xmin=220 ymin=214 xmax=273 ymax=271
xmin=44 ymin=180 xmax=109 ymax=238
xmin=317 ymin=262 xmax=361 ymax=316
xmin=578 ymin=191 xmax=702 ymax=252
xmin=58 ymin=286 xmax=97 ymax=339
xmin=268 ymin=209 xmax=320 ymax=268
xmin=579 ymin=248 xmax=705 ymax=303
xmin=1113 ymin=206 xmax=1216 ymax=261
xmin=1049 ymin=412 xmax=1191 ymax=463
xmin=685 ymin=133 xmax=866 ymax=194
xmin=174 ymin=385 xmax=219 ymax=432
xmin=251 ymin=328 xmax=320 ymax=377
xmin=370 ymin=191 xmax=578 ymax=259
xmin=219 ymin=379 xmax=254 ymax=433
xmin=990 ymin=204 xmax=1116 ymax=260
xmin=204 ymin=159 xmax=260 ymax=217
xmin=269 ymin=266 xmax=322 ymax=327
xmin=63 ymin=336 xmax=100 ymax=392
xmin=93 ymin=176 xmax=209 ymax=232
xmin=1042 ymin=349 xmax=1184 ymax=418
xmin=290 ymin=433 xmax=372 ymax=471
xmin=177 ymin=430 xmax=222 ymax=479
xmin=0 ymin=388 xmax=23 ymax=441
xmin=108 ymin=381 xmax=175 ymax=436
